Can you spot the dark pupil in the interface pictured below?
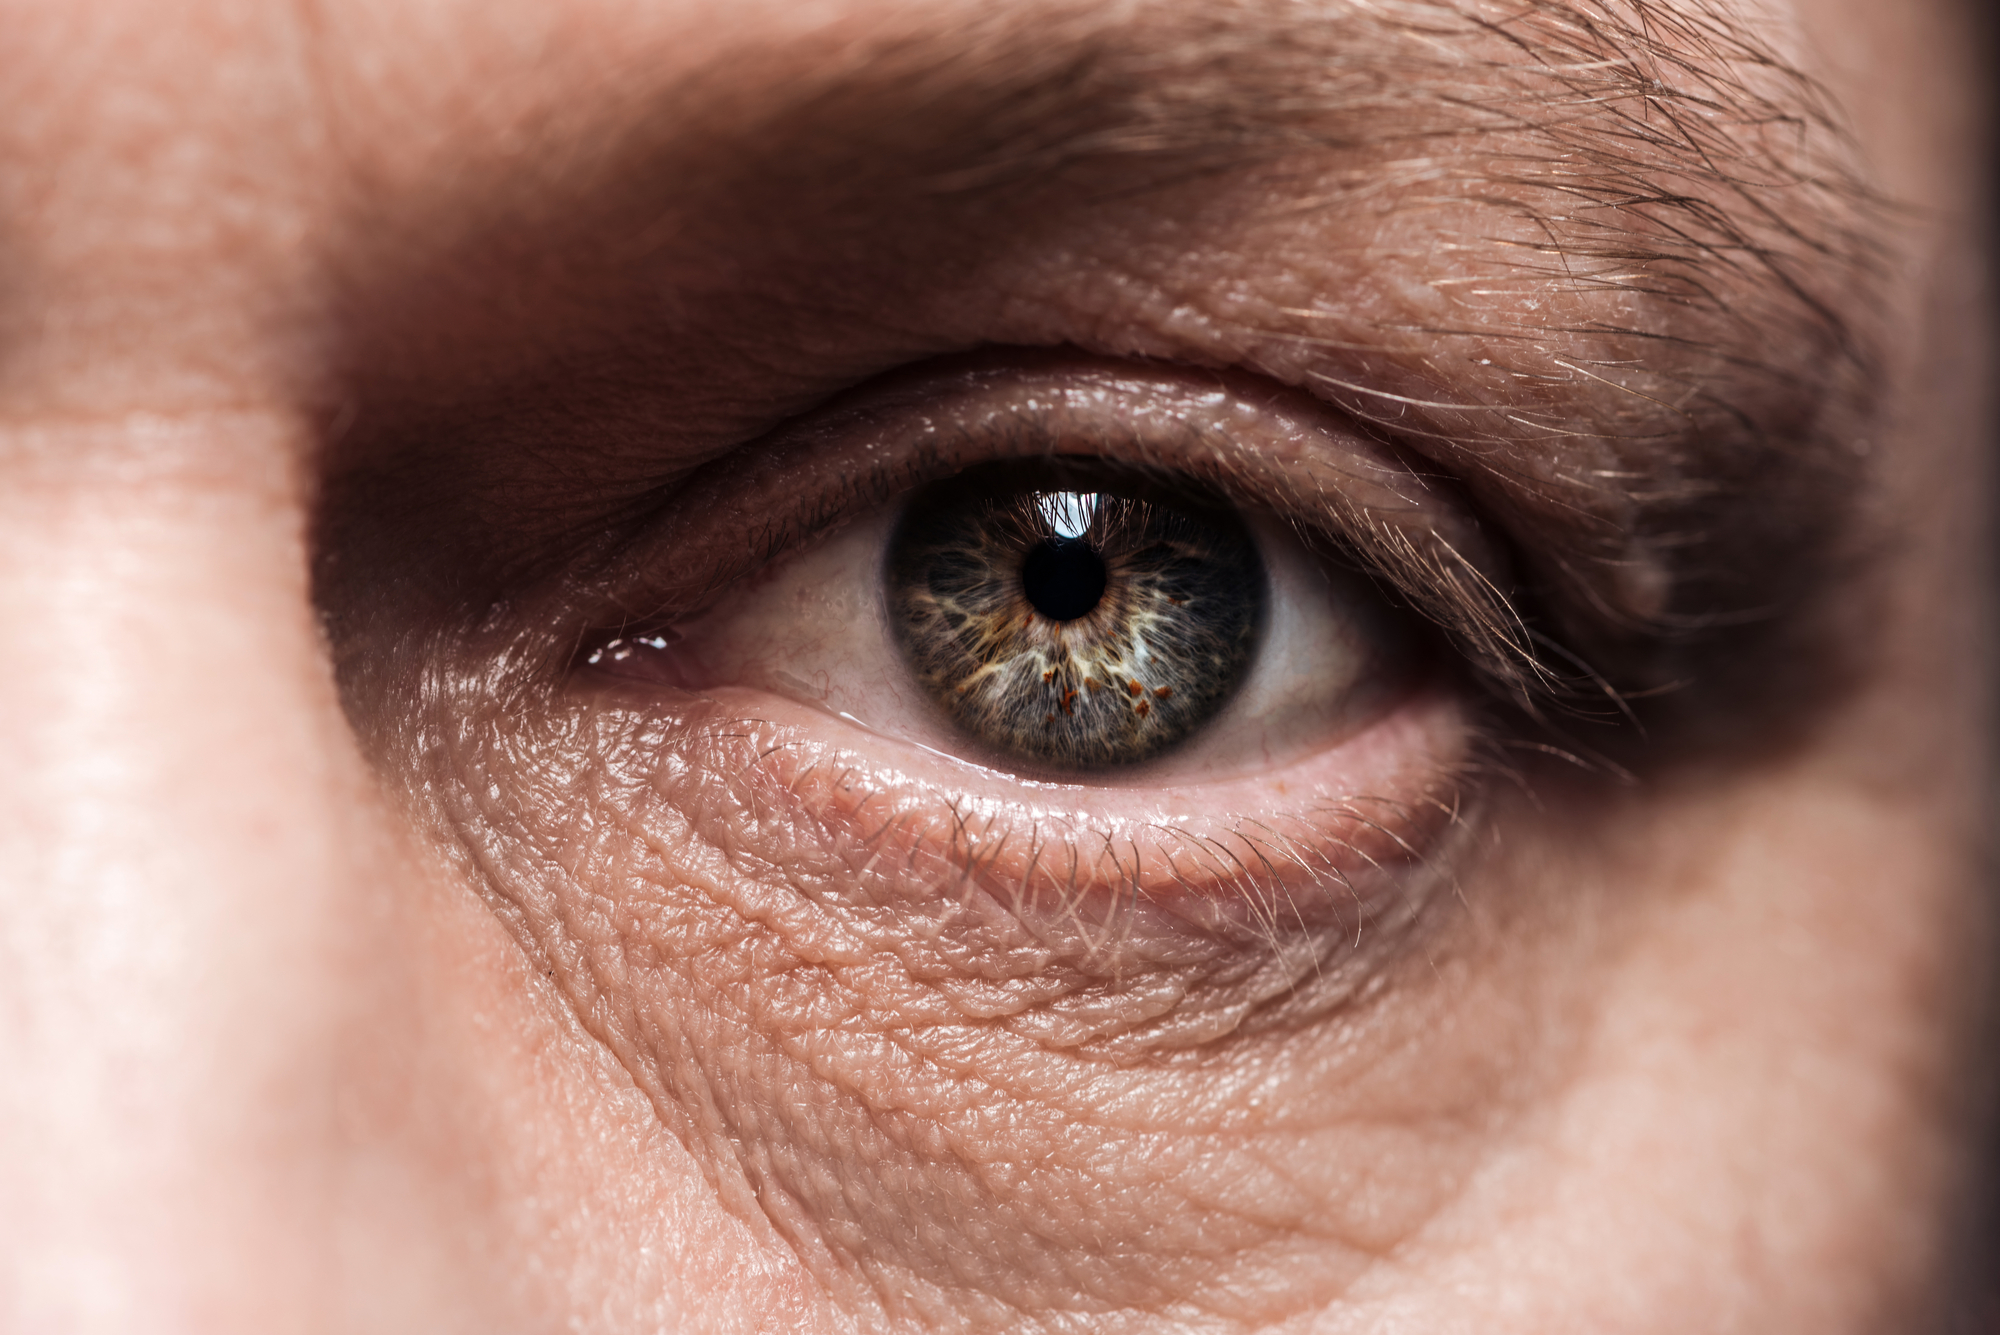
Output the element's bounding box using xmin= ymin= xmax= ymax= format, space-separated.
xmin=1020 ymin=539 xmax=1107 ymax=621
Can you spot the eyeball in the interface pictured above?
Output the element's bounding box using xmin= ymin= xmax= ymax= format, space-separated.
xmin=887 ymin=462 xmax=1265 ymax=769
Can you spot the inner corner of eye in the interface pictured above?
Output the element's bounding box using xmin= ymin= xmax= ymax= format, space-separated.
xmin=582 ymin=630 xmax=673 ymax=666
xmin=883 ymin=460 xmax=1275 ymax=773
xmin=570 ymin=617 xmax=699 ymax=692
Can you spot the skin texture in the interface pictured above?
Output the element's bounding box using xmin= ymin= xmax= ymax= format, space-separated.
xmin=0 ymin=0 xmax=1990 ymax=1332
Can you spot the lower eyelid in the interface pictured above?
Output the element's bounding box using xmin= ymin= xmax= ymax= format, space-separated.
xmin=421 ymin=664 xmax=1503 ymax=1304
xmin=576 ymin=356 xmax=1515 ymax=691
xmin=575 ymin=675 xmax=1472 ymax=1027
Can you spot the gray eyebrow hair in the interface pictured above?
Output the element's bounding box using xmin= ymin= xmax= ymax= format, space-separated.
xmin=749 ymin=0 xmax=1888 ymax=709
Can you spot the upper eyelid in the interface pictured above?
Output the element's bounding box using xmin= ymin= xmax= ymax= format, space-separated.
xmin=553 ymin=352 xmax=1551 ymax=700
xmin=313 ymin=0 xmax=1881 ymax=742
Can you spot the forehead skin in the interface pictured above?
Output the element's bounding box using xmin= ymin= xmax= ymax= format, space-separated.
xmin=0 ymin=0 xmax=1989 ymax=1332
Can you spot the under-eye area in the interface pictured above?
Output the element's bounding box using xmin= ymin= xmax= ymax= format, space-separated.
xmin=415 ymin=659 xmax=1485 ymax=1324
xmin=346 ymin=358 xmax=1522 ymax=1321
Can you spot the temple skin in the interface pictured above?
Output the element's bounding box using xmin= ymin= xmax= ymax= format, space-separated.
xmin=0 ymin=0 xmax=1991 ymax=1332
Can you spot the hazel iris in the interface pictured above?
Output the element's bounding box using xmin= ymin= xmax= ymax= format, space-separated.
xmin=888 ymin=464 xmax=1265 ymax=769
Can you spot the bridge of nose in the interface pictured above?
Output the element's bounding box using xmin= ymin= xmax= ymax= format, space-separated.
xmin=0 ymin=8 xmax=524 ymax=1319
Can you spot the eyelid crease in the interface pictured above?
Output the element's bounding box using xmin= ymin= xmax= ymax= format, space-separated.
xmin=562 ymin=353 xmax=1563 ymax=707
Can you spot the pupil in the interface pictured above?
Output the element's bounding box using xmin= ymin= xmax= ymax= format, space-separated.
xmin=1020 ymin=539 xmax=1107 ymax=621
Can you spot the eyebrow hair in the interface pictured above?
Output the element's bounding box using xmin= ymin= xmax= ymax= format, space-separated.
xmin=890 ymin=0 xmax=1885 ymax=711
xmin=333 ymin=0 xmax=1888 ymax=724
xmin=875 ymin=0 xmax=1885 ymax=666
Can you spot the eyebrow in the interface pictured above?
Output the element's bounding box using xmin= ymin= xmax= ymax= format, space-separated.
xmin=330 ymin=0 xmax=1887 ymax=719
xmin=842 ymin=0 xmax=1889 ymax=695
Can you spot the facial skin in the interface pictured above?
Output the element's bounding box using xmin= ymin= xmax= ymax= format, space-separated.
xmin=0 ymin=0 xmax=1989 ymax=1330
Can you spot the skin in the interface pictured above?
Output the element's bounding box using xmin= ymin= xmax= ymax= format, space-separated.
xmin=0 ymin=0 xmax=1989 ymax=1331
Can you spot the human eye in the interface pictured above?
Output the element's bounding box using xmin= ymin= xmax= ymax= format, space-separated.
xmin=305 ymin=1 xmax=1914 ymax=1321
xmin=557 ymin=355 xmax=1501 ymax=1020
xmin=322 ymin=342 xmax=1553 ymax=1319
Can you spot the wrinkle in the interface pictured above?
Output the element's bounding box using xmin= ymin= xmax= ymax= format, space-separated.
xmin=301 ymin=1 xmax=1926 ymax=1326
xmin=318 ymin=0 xmax=1884 ymax=742
xmin=376 ymin=667 xmax=1497 ymax=1328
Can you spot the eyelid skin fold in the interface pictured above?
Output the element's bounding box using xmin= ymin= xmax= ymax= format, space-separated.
xmin=570 ymin=354 xmax=1542 ymax=701
xmin=464 ymin=347 xmax=1501 ymax=1058
xmin=561 ymin=676 xmax=1473 ymax=1048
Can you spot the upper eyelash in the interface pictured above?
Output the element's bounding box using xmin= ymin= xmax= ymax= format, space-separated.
xmin=555 ymin=352 xmax=1583 ymax=713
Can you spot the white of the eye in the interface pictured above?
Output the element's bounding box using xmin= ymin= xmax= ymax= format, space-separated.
xmin=1036 ymin=491 xmax=1098 ymax=540
xmin=656 ymin=502 xmax=1392 ymax=786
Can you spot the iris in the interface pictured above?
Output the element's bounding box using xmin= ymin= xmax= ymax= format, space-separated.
xmin=888 ymin=464 xmax=1265 ymax=769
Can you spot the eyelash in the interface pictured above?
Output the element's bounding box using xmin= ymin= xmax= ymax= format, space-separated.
xmin=446 ymin=353 xmax=1504 ymax=1042
xmin=559 ymin=352 xmax=1537 ymax=705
